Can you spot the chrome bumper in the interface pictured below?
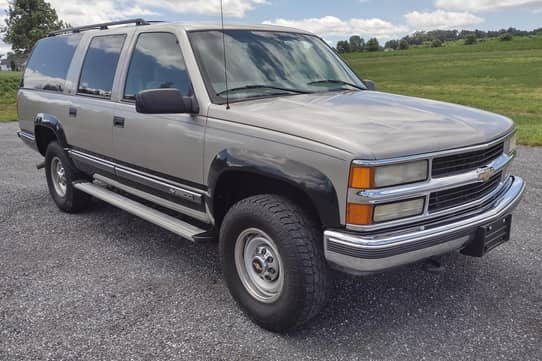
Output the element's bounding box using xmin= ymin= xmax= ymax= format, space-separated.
xmin=324 ymin=176 xmax=525 ymax=275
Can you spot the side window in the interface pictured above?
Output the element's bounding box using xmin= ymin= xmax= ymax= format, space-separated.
xmin=124 ymin=32 xmax=192 ymax=100
xmin=23 ymin=35 xmax=81 ymax=92
xmin=78 ymin=35 xmax=125 ymax=98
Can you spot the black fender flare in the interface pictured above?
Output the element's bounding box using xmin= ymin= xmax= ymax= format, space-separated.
xmin=34 ymin=113 xmax=68 ymax=155
xmin=208 ymin=149 xmax=341 ymax=227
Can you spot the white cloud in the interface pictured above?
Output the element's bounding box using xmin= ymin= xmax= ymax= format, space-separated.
xmin=0 ymin=41 xmax=11 ymax=56
xmin=48 ymin=0 xmax=158 ymax=26
xmin=133 ymin=0 xmax=267 ymax=18
xmin=404 ymin=10 xmax=484 ymax=30
xmin=263 ymin=16 xmax=408 ymax=39
xmin=39 ymin=0 xmax=267 ymax=26
xmin=435 ymin=0 xmax=542 ymax=12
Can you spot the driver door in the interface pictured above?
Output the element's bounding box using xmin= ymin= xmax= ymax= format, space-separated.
xmin=112 ymin=32 xmax=205 ymax=187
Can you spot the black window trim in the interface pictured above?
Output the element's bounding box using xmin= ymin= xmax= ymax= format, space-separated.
xmin=76 ymin=33 xmax=127 ymax=100
xmin=122 ymin=31 xmax=194 ymax=102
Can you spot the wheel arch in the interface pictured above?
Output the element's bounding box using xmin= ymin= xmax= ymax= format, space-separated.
xmin=208 ymin=149 xmax=341 ymax=229
xmin=34 ymin=113 xmax=68 ymax=156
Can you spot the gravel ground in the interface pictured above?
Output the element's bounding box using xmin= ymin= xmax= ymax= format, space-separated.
xmin=1 ymin=121 xmax=541 ymax=361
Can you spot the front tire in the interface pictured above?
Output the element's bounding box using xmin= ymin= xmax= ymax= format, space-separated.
xmin=219 ymin=194 xmax=328 ymax=332
xmin=45 ymin=141 xmax=91 ymax=213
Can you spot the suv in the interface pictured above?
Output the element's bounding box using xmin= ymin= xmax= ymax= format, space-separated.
xmin=17 ymin=19 xmax=525 ymax=332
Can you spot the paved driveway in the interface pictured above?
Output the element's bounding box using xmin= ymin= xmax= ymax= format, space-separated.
xmin=1 ymin=121 xmax=540 ymax=360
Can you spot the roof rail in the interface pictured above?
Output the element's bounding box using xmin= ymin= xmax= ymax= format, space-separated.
xmin=48 ymin=18 xmax=151 ymax=37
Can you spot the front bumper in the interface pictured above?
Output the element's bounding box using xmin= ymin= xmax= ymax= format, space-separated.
xmin=324 ymin=176 xmax=525 ymax=275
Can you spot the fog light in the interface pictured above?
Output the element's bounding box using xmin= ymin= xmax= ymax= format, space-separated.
xmin=373 ymin=198 xmax=425 ymax=223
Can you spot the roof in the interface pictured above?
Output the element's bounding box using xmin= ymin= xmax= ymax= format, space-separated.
xmin=49 ymin=18 xmax=314 ymax=37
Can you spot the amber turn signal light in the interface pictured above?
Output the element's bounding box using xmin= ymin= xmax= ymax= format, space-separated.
xmin=347 ymin=203 xmax=373 ymax=225
xmin=349 ymin=166 xmax=373 ymax=189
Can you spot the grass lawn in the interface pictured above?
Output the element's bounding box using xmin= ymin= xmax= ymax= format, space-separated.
xmin=0 ymin=71 xmax=20 ymax=122
xmin=343 ymin=35 xmax=542 ymax=146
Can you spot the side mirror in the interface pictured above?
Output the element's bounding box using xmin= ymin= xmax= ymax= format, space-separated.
xmin=363 ymin=80 xmax=376 ymax=91
xmin=135 ymin=89 xmax=199 ymax=114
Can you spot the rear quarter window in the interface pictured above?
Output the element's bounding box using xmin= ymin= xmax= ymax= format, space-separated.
xmin=23 ymin=35 xmax=82 ymax=92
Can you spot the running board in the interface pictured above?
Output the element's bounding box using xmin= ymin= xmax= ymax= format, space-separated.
xmin=74 ymin=182 xmax=205 ymax=241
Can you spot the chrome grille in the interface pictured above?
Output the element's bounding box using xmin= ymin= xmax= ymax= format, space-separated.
xmin=429 ymin=173 xmax=502 ymax=212
xmin=431 ymin=142 xmax=504 ymax=177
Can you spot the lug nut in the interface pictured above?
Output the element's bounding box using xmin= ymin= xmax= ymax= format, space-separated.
xmin=267 ymin=256 xmax=273 ymax=263
xmin=269 ymin=268 xmax=275 ymax=274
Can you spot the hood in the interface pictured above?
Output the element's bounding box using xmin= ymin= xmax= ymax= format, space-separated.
xmin=207 ymin=91 xmax=514 ymax=160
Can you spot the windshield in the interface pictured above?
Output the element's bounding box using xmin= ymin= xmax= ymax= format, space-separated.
xmin=189 ymin=30 xmax=366 ymax=103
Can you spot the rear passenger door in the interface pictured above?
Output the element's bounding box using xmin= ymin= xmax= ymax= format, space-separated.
xmin=112 ymin=32 xmax=205 ymax=185
xmin=67 ymin=34 xmax=127 ymax=158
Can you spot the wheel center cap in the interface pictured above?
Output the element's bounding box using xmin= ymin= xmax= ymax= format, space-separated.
xmin=252 ymin=259 xmax=264 ymax=274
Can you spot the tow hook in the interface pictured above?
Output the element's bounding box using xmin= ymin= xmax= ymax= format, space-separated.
xmin=36 ymin=161 xmax=45 ymax=170
xmin=422 ymin=256 xmax=445 ymax=274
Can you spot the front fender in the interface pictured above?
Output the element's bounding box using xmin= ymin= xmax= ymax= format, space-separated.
xmin=208 ymin=149 xmax=341 ymax=227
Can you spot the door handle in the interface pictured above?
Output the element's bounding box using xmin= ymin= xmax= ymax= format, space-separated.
xmin=69 ymin=107 xmax=77 ymax=117
xmin=113 ymin=116 xmax=125 ymax=128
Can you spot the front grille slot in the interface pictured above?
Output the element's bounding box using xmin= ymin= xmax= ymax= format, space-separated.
xmin=429 ymin=173 xmax=502 ymax=212
xmin=432 ymin=142 xmax=504 ymax=177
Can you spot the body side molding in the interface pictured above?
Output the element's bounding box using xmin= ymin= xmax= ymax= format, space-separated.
xmin=208 ymin=149 xmax=341 ymax=227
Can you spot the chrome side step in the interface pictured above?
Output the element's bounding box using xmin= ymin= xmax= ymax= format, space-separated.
xmin=93 ymin=174 xmax=211 ymax=224
xmin=74 ymin=182 xmax=205 ymax=241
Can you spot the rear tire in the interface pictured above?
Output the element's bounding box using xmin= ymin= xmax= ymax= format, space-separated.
xmin=45 ymin=141 xmax=91 ymax=213
xmin=219 ymin=194 xmax=328 ymax=332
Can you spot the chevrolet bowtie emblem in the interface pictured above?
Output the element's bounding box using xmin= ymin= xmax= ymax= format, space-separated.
xmin=477 ymin=166 xmax=495 ymax=182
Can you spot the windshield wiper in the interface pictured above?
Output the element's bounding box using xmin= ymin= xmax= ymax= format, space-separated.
xmin=307 ymin=80 xmax=366 ymax=91
xmin=216 ymin=85 xmax=309 ymax=96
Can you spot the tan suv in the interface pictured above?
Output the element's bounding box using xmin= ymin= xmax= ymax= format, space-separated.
xmin=17 ymin=19 xmax=525 ymax=332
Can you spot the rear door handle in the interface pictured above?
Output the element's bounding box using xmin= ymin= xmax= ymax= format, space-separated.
xmin=69 ymin=107 xmax=77 ymax=117
xmin=113 ymin=116 xmax=125 ymax=128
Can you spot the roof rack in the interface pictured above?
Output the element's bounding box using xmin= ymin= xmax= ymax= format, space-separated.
xmin=48 ymin=18 xmax=151 ymax=37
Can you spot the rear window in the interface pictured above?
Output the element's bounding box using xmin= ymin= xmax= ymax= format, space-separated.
xmin=23 ymin=35 xmax=81 ymax=92
xmin=78 ymin=35 xmax=126 ymax=98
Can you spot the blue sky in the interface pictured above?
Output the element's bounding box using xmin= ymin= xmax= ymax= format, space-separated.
xmin=1 ymin=0 xmax=541 ymax=53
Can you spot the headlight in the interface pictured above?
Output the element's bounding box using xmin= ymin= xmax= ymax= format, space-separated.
xmin=347 ymin=198 xmax=425 ymax=225
xmin=505 ymin=133 xmax=517 ymax=155
xmin=373 ymin=198 xmax=425 ymax=223
xmin=350 ymin=160 xmax=428 ymax=189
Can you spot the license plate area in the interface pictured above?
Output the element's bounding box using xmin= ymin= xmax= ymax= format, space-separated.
xmin=461 ymin=215 xmax=512 ymax=257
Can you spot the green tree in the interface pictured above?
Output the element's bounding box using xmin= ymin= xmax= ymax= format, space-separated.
xmin=384 ymin=39 xmax=398 ymax=50
xmin=3 ymin=0 xmax=67 ymax=55
xmin=336 ymin=40 xmax=351 ymax=54
xmin=398 ymin=38 xmax=409 ymax=50
xmin=365 ymin=38 xmax=380 ymax=52
xmin=464 ymin=33 xmax=477 ymax=45
xmin=431 ymin=39 xmax=443 ymax=48
xmin=499 ymin=33 xmax=513 ymax=41
xmin=349 ymin=35 xmax=364 ymax=52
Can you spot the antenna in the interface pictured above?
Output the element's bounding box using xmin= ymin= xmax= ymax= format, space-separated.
xmin=220 ymin=0 xmax=230 ymax=109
